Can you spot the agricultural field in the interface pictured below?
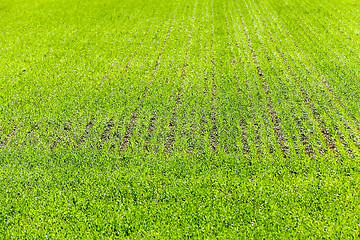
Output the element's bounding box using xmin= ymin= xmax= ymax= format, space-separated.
xmin=1 ymin=0 xmax=360 ymax=238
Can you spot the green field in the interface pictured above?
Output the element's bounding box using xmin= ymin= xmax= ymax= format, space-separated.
xmin=1 ymin=0 xmax=360 ymax=238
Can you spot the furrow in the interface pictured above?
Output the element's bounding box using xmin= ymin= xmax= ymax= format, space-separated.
xmin=229 ymin=2 xmax=263 ymax=158
xmin=97 ymin=117 xmax=114 ymax=150
xmin=269 ymin=11 xmax=360 ymax=135
xmin=224 ymin=10 xmax=249 ymax=157
xmin=165 ymin=89 xmax=183 ymax=153
xmin=253 ymin=1 xmax=360 ymax=158
xmin=209 ymin=5 xmax=217 ymax=153
xmin=50 ymin=114 xmax=76 ymax=151
xmin=246 ymin=4 xmax=315 ymax=158
xmin=75 ymin=117 xmax=95 ymax=149
xmin=143 ymin=113 xmax=157 ymax=152
xmin=119 ymin=17 xmax=175 ymax=154
xmin=260 ymin=16 xmax=338 ymax=155
xmin=0 ymin=124 xmax=19 ymax=150
xmin=165 ymin=2 xmax=197 ymax=154
xmin=240 ymin=18 xmax=289 ymax=158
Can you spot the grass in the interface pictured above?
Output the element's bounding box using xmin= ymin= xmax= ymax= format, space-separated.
xmin=1 ymin=0 xmax=360 ymax=238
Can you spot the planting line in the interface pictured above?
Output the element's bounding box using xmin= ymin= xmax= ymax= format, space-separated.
xmin=257 ymin=1 xmax=360 ymax=156
xmin=246 ymin=0 xmax=316 ymax=158
xmin=229 ymin=2 xmax=263 ymax=159
xmin=224 ymin=7 xmax=251 ymax=159
xmin=165 ymin=1 xmax=197 ymax=154
xmin=256 ymin=11 xmax=338 ymax=156
xmin=239 ymin=13 xmax=289 ymax=158
xmin=118 ymin=10 xmax=178 ymax=154
xmin=0 ymin=124 xmax=20 ymax=151
xmin=209 ymin=0 xmax=218 ymax=153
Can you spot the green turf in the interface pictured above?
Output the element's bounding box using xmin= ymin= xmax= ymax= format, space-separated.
xmin=1 ymin=0 xmax=360 ymax=238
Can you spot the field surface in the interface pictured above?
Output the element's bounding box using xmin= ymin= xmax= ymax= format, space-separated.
xmin=1 ymin=0 xmax=360 ymax=238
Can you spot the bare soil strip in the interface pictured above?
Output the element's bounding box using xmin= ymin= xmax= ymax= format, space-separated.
xmin=187 ymin=113 xmax=197 ymax=154
xmin=334 ymin=124 xmax=354 ymax=157
xmin=248 ymin=12 xmax=314 ymax=158
xmin=75 ymin=117 xmax=95 ymax=149
xmin=274 ymin=16 xmax=360 ymax=134
xmin=165 ymin=89 xmax=183 ymax=153
xmin=259 ymin=16 xmax=338 ymax=155
xmin=50 ymin=116 xmax=75 ymax=151
xmin=119 ymin=19 xmax=175 ymax=154
xmin=210 ymin=60 xmax=217 ymax=153
xmin=241 ymin=18 xmax=289 ymax=158
xmin=199 ymin=69 xmax=209 ymax=153
xmin=240 ymin=118 xmax=251 ymax=157
xmin=97 ymin=117 xmax=114 ymax=150
xmin=144 ymin=113 xmax=157 ymax=152
xmin=165 ymin=5 xmax=197 ymax=154
xmin=261 ymin=9 xmax=360 ymax=154
xmin=23 ymin=123 xmax=39 ymax=148
xmin=225 ymin=13 xmax=249 ymax=156
xmin=0 ymin=124 xmax=19 ymax=150
xmin=229 ymin=5 xmax=262 ymax=159
xmin=143 ymin=58 xmax=176 ymax=152
xmin=294 ymin=115 xmax=315 ymax=158
xmin=209 ymin=12 xmax=217 ymax=153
